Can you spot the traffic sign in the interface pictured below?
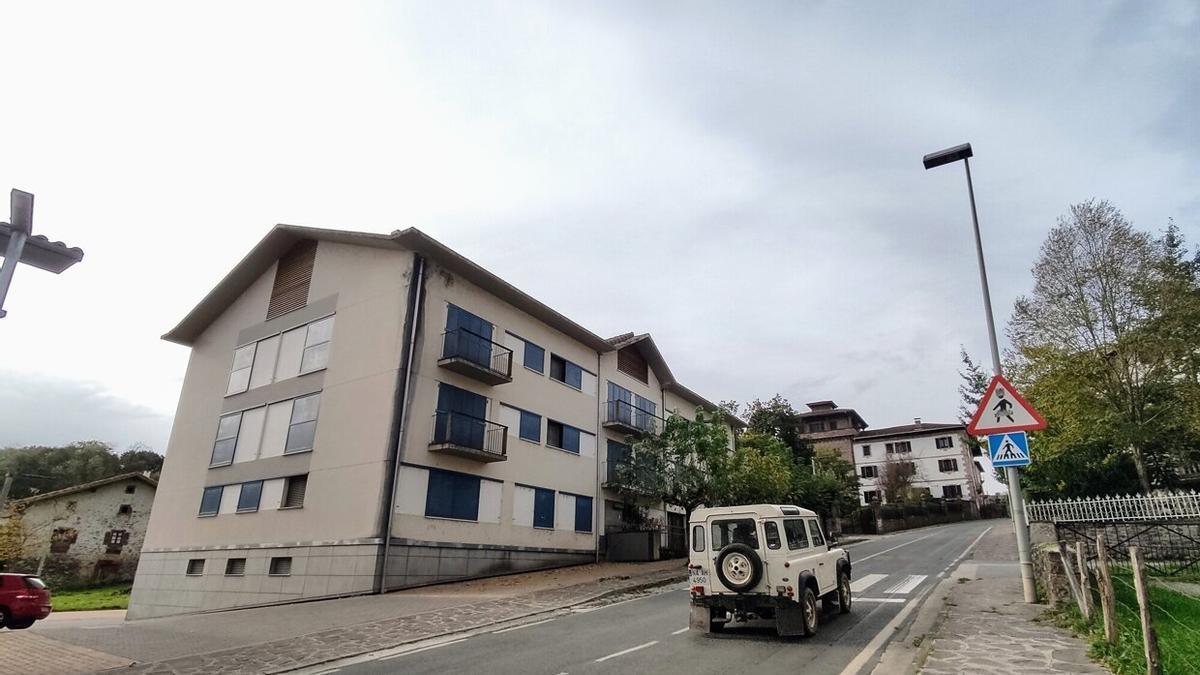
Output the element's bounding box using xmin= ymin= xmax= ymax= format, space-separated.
xmin=988 ymin=431 xmax=1031 ymax=467
xmin=966 ymin=374 xmax=1046 ymax=436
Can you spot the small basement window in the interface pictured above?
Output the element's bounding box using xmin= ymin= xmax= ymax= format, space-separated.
xmin=186 ymin=559 xmax=205 ymax=576
xmin=225 ymin=558 xmax=247 ymax=576
xmin=125 ymin=485 xmax=136 ymax=494
xmin=118 ymin=504 xmax=133 ymax=515
xmin=269 ymin=557 xmax=293 ymax=576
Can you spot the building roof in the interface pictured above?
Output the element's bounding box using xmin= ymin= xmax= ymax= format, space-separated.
xmin=855 ymin=422 xmax=964 ymax=441
xmin=11 ymin=472 xmax=157 ymax=507
xmin=162 ymin=224 xmax=741 ymax=426
xmin=795 ymin=407 xmax=868 ymax=429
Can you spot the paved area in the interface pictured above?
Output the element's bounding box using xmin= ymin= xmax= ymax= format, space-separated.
xmin=917 ymin=523 xmax=1109 ymax=674
xmin=0 ymin=631 xmax=132 ymax=674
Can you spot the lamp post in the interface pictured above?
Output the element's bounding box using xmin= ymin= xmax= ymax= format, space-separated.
xmin=923 ymin=143 xmax=1037 ymax=603
xmin=0 ymin=189 xmax=85 ymax=319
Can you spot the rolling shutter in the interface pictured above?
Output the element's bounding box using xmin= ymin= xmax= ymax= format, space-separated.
xmin=267 ymin=240 xmax=317 ymax=320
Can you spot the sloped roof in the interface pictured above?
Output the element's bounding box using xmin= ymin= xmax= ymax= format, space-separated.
xmin=12 ymin=472 xmax=157 ymax=507
xmin=855 ymin=422 xmax=964 ymax=441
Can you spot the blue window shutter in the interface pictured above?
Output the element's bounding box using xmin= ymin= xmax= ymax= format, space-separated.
xmin=565 ymin=362 xmax=583 ymax=389
xmin=425 ymin=470 xmax=456 ymax=518
xmin=456 ymin=474 xmax=480 ymax=520
xmin=200 ymin=486 xmax=223 ymax=515
xmin=574 ymin=496 xmax=593 ymax=532
xmin=519 ymin=411 xmax=541 ymax=442
xmin=562 ymin=426 xmax=580 ymax=453
xmin=533 ymin=488 xmax=555 ymax=528
xmin=524 ymin=342 xmax=545 ymax=373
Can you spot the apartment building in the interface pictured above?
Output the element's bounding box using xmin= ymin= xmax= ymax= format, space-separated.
xmin=851 ymin=421 xmax=983 ymax=509
xmin=128 ymin=225 xmax=736 ymax=619
xmin=795 ymin=401 xmax=868 ymax=463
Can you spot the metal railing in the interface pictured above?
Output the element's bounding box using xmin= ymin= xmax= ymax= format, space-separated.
xmin=604 ymin=400 xmax=662 ymax=434
xmin=430 ymin=411 xmax=507 ymax=459
xmin=440 ymin=328 xmax=513 ymax=379
xmin=1026 ymin=491 xmax=1200 ymax=523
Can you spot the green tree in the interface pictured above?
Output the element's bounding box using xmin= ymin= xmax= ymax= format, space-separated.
xmin=743 ymin=395 xmax=814 ymax=463
xmin=790 ymin=448 xmax=860 ymax=523
xmin=957 ymin=347 xmax=990 ymax=462
xmin=717 ymin=432 xmax=795 ymax=506
xmin=0 ymin=441 xmax=162 ymax=499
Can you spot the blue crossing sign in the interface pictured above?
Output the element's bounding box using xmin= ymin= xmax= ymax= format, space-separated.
xmin=988 ymin=431 xmax=1031 ymax=467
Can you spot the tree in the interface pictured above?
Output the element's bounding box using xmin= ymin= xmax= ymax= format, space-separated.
xmin=743 ymin=395 xmax=813 ymax=463
xmin=718 ymin=432 xmax=795 ymax=506
xmin=791 ymin=448 xmax=860 ymax=524
xmin=0 ymin=442 xmax=162 ymax=499
xmin=1008 ymin=200 xmax=1196 ymax=492
xmin=957 ymin=348 xmax=989 ymax=464
xmin=879 ymin=455 xmax=918 ymax=504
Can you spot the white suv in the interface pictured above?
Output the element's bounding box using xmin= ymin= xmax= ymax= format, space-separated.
xmin=687 ymin=504 xmax=852 ymax=637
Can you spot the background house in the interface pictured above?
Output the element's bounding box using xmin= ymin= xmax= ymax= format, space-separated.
xmin=795 ymin=401 xmax=868 ymax=463
xmin=0 ymin=472 xmax=157 ymax=588
xmin=851 ymin=420 xmax=982 ymax=510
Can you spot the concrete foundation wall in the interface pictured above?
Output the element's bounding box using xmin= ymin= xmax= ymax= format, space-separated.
xmin=383 ymin=539 xmax=593 ymax=590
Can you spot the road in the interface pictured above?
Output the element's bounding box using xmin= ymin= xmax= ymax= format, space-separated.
xmin=307 ymin=519 xmax=994 ymax=675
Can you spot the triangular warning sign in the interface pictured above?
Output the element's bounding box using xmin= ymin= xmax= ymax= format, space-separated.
xmin=967 ymin=374 xmax=1047 ymax=436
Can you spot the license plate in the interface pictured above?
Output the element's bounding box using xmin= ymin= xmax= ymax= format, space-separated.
xmin=689 ymin=569 xmax=708 ymax=586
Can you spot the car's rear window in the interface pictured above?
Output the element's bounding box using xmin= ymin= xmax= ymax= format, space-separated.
xmin=711 ymin=518 xmax=759 ymax=550
xmin=23 ymin=577 xmax=47 ymax=589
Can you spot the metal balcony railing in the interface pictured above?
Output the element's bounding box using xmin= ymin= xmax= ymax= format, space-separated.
xmin=603 ymin=400 xmax=662 ymax=435
xmin=429 ymin=411 xmax=508 ymax=462
xmin=438 ymin=329 xmax=513 ymax=385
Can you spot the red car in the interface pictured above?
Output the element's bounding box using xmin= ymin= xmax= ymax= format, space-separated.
xmin=0 ymin=573 xmax=52 ymax=630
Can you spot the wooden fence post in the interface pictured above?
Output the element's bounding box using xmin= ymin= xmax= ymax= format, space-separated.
xmin=1057 ymin=540 xmax=1084 ymax=612
xmin=1129 ymin=546 xmax=1161 ymax=675
xmin=1095 ymin=534 xmax=1117 ymax=645
xmin=1076 ymin=541 xmax=1093 ymax=622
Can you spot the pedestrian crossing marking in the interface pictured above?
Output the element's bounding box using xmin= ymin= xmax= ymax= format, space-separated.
xmin=849 ymin=573 xmax=887 ymax=593
xmin=882 ymin=574 xmax=927 ymax=594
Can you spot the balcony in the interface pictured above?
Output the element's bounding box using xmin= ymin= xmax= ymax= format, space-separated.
xmin=603 ymin=400 xmax=662 ymax=436
xmin=602 ymin=459 xmax=656 ymax=493
xmin=429 ymin=411 xmax=508 ymax=462
xmin=438 ymin=329 xmax=513 ymax=385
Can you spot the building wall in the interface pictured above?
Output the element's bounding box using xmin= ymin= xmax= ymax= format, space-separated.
xmin=1 ymin=480 xmax=155 ymax=587
xmin=130 ymin=241 xmax=414 ymax=618
xmin=853 ymin=430 xmax=982 ymax=507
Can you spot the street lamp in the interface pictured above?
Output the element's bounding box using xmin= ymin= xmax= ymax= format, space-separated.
xmin=923 ymin=143 xmax=1037 ymax=603
xmin=0 ymin=189 xmax=84 ymax=318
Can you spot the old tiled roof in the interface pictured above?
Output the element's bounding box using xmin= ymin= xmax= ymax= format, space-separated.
xmin=855 ymin=422 xmax=964 ymax=441
xmin=11 ymin=472 xmax=157 ymax=506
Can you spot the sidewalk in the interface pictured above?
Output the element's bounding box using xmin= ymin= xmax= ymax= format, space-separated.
xmin=20 ymin=559 xmax=683 ymax=674
xmin=878 ymin=522 xmax=1108 ymax=674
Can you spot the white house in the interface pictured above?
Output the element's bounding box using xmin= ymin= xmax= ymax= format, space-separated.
xmin=851 ymin=420 xmax=982 ymax=509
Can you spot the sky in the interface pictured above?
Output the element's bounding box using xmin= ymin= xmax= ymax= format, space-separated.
xmin=1 ymin=1 xmax=1198 ymax=469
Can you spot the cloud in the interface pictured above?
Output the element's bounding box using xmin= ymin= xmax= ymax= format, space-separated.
xmin=0 ymin=371 xmax=171 ymax=452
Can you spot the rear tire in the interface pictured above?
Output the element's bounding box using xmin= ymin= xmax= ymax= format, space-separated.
xmin=6 ymin=618 xmax=33 ymax=630
xmin=801 ymin=587 xmax=819 ymax=637
xmin=0 ymin=607 xmax=9 ymax=629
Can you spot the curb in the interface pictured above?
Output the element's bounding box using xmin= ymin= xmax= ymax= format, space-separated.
xmin=258 ymin=572 xmax=686 ymax=674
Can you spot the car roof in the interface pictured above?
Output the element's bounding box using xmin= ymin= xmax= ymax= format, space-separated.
xmin=689 ymin=504 xmax=818 ymax=521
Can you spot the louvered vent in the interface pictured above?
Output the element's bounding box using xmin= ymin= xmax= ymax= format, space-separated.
xmin=617 ymin=346 xmax=649 ymax=383
xmin=283 ymin=474 xmax=308 ymax=508
xmin=266 ymin=240 xmax=317 ymax=320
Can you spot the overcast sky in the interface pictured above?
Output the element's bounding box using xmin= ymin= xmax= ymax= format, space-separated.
xmin=2 ymin=1 xmax=1197 ymax=460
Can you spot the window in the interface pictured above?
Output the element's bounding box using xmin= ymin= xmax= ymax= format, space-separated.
xmin=861 ymin=445 xmax=871 ymax=457
xmin=549 ymin=354 xmax=583 ymax=389
xmin=225 ymin=558 xmax=247 ymax=576
xmin=186 ymin=559 xmax=205 ymax=576
xmin=425 ymin=469 xmax=481 ymax=521
xmin=237 ymin=481 xmax=263 ymax=513
xmin=300 ymin=316 xmax=334 ymax=374
xmin=935 ymin=436 xmax=953 ymax=449
xmin=783 ymin=519 xmax=810 ymax=550
xmin=125 ymin=485 xmax=136 ymax=494
xmin=574 ymin=495 xmax=593 ymax=533
xmin=887 ymin=441 xmax=912 ymax=454
xmin=692 ymin=525 xmax=706 ymax=552
xmin=226 ymin=344 xmax=256 ymax=396
xmin=764 ymin=521 xmax=782 ymax=550
xmin=971 ymin=445 xmax=983 ymax=457
xmin=547 ymin=420 xmax=581 ymax=453
xmin=269 ymin=557 xmax=293 ymax=576
xmin=711 ymin=519 xmax=759 ymax=550
xmin=943 ymin=484 xmax=964 ymax=499
xmin=282 ymin=475 xmax=307 ymax=508
xmin=519 ymin=410 xmax=541 ymax=443
xmin=861 ymin=466 xmax=878 ymax=478
xmin=809 ymin=421 xmax=825 ymax=433
xmin=523 ymin=340 xmax=545 ymax=373
xmin=938 ymin=459 xmax=959 ymax=472
xmin=104 ymin=530 xmax=130 ymax=554
xmin=863 ymin=490 xmax=880 ymax=503
xmin=533 ymin=488 xmax=554 ymax=529
xmin=118 ymin=504 xmax=133 ymax=515
xmin=829 ymin=419 xmax=839 ymax=430
xmin=285 ymin=393 xmax=320 ymax=453
xmin=807 ymin=519 xmax=825 ymax=547
xmin=199 ymin=486 xmax=223 ymax=516
xmin=211 ymin=413 xmax=242 ymax=466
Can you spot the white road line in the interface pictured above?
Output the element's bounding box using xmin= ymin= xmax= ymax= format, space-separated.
xmin=492 ymin=617 xmax=557 ymax=634
xmin=853 ymin=531 xmax=943 ymax=563
xmin=849 ymin=573 xmax=887 ymax=592
xmin=595 ymin=640 xmax=659 ymax=663
xmin=882 ymin=574 xmax=927 ymax=595
xmin=854 ymin=597 xmax=907 ymax=604
xmin=671 ymin=627 xmax=690 ymax=635
xmin=380 ymin=638 xmax=469 ymax=661
xmin=836 ymin=526 xmax=993 ymax=675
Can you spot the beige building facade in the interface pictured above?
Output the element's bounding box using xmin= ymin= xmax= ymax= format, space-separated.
xmin=129 ymin=225 xmax=736 ymax=619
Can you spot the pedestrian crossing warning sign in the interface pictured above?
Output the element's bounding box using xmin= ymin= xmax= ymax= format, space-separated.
xmin=966 ymin=374 xmax=1047 ymax=436
xmin=988 ymin=431 xmax=1031 ymax=468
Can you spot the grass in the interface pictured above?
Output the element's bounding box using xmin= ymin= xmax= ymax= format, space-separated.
xmin=1048 ymin=572 xmax=1200 ymax=675
xmin=51 ymin=583 xmax=132 ymax=612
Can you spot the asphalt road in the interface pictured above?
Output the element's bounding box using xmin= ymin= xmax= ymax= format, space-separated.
xmin=312 ymin=519 xmax=995 ymax=675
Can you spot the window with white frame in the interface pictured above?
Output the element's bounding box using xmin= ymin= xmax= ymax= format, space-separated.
xmin=300 ymin=316 xmax=334 ymax=374
xmin=935 ymin=436 xmax=954 ymax=449
xmin=224 ymin=315 xmax=335 ymax=398
xmin=285 ymin=393 xmax=320 ymax=454
xmin=210 ymin=414 xmax=242 ymax=466
xmin=942 ymin=484 xmax=964 ymax=499
xmin=861 ymin=465 xmax=878 ymax=478
xmin=938 ymin=458 xmax=959 ymax=472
